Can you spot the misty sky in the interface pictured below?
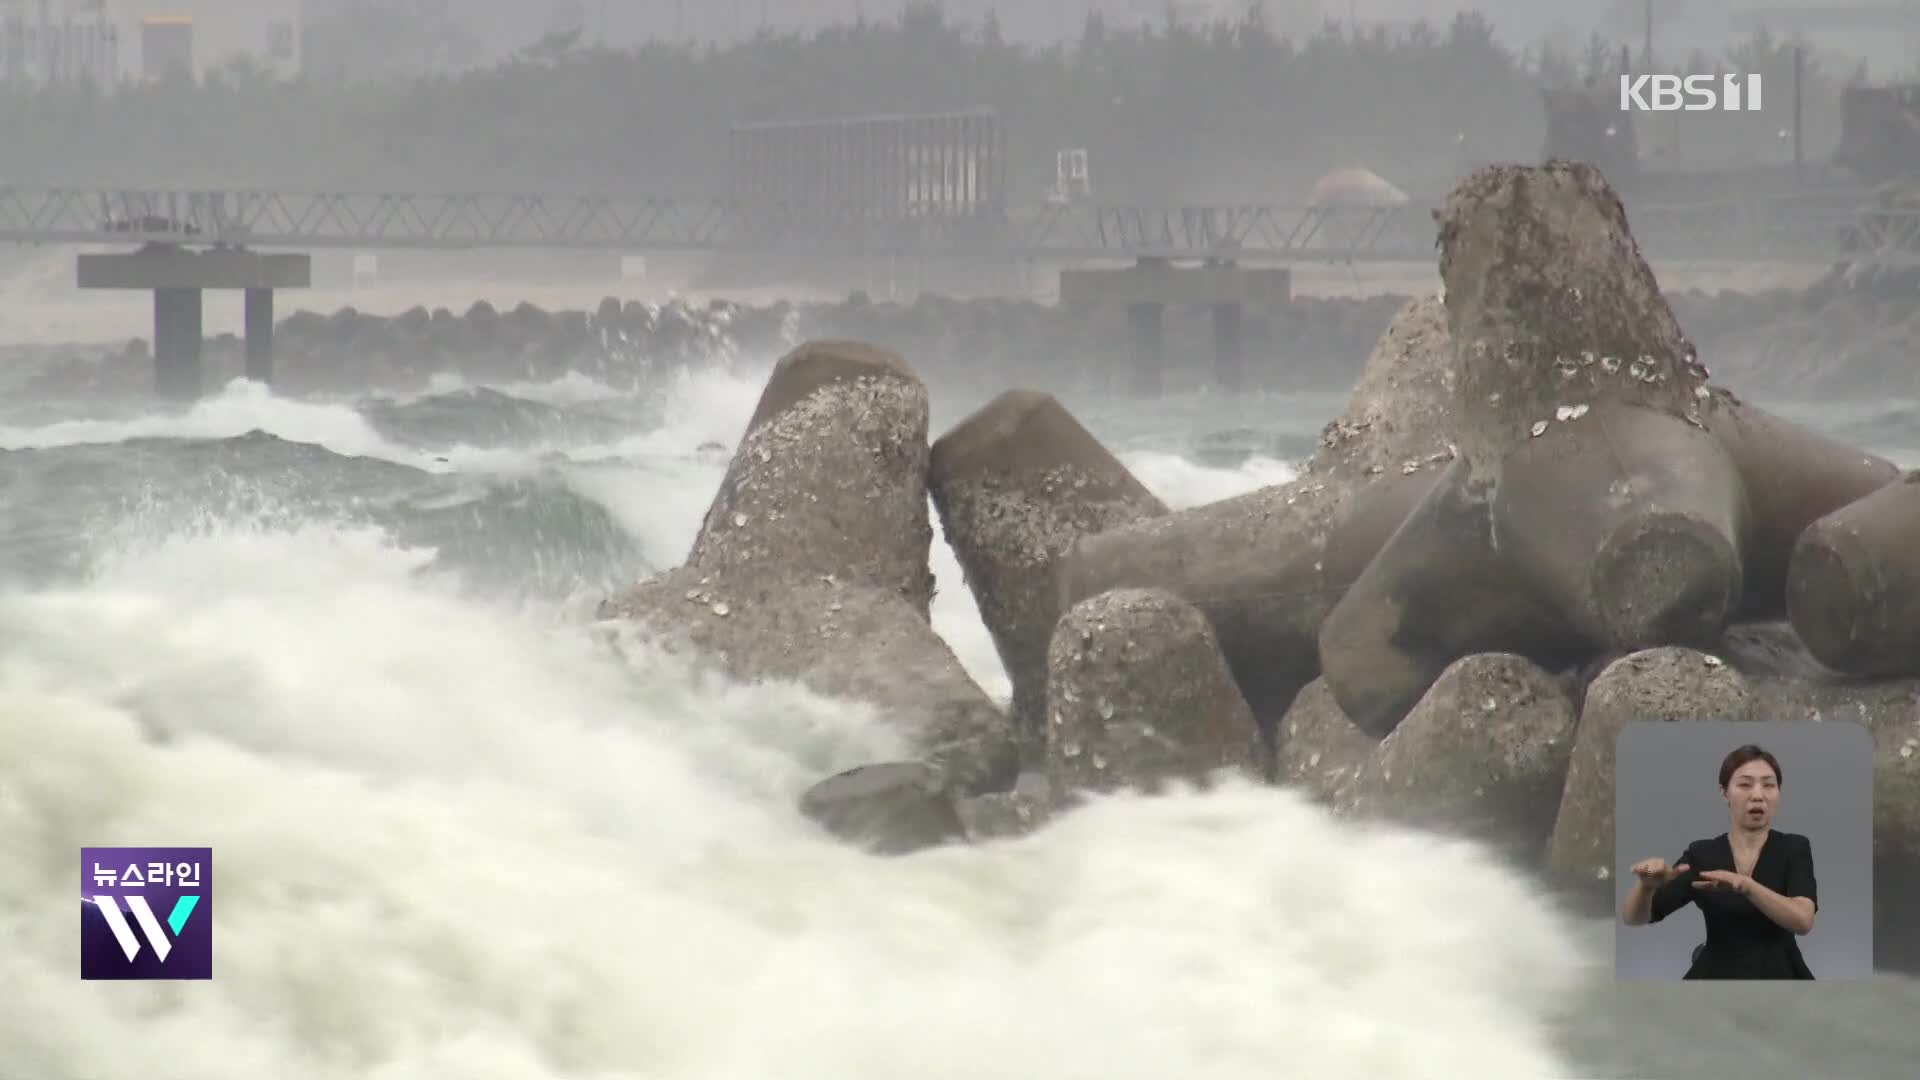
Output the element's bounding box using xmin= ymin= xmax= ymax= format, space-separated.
xmin=73 ymin=1 xmax=1920 ymax=80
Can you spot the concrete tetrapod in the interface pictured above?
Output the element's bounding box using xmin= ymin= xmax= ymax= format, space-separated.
xmin=1492 ymin=402 xmax=1750 ymax=650
xmin=1786 ymin=472 xmax=1920 ymax=677
xmin=600 ymin=340 xmax=1018 ymax=805
xmin=1053 ymin=294 xmax=1459 ymax=747
xmin=799 ymin=762 xmax=969 ymax=856
xmin=1544 ymin=647 xmax=1755 ymax=901
xmin=1315 ymin=457 xmax=1587 ymax=738
xmin=1351 ymin=653 xmax=1578 ymax=866
xmin=929 ymin=389 xmax=1167 ymax=760
xmin=1044 ymin=588 xmax=1258 ymax=802
xmin=1438 ymin=162 xmax=1713 ymax=478
xmin=1320 ymin=161 xmax=1747 ymax=737
xmin=1703 ymin=398 xmax=1900 ymax=617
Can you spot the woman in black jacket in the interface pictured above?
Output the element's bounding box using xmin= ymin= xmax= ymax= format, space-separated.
xmin=1618 ymin=743 xmax=1819 ymax=980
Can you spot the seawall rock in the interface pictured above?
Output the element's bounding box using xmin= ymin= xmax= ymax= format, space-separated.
xmin=1273 ymin=677 xmax=1377 ymax=805
xmin=1787 ymin=472 xmax=1920 ymax=677
xmin=1353 ymin=653 xmax=1577 ymax=864
xmin=1044 ymin=588 xmax=1257 ymax=801
xmin=1544 ymin=646 xmax=1756 ymax=896
xmin=600 ymin=340 xmax=1017 ymax=807
xmin=1322 ymin=162 xmax=1752 ymax=738
xmin=26 ymin=278 xmax=1920 ymax=403
xmin=929 ymin=389 xmax=1166 ymax=759
xmin=798 ymin=762 xmax=969 ymax=856
xmin=1056 ymin=293 xmax=1458 ymax=744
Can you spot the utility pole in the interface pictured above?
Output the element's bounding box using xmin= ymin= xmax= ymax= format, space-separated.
xmin=1793 ymin=42 xmax=1805 ymax=185
xmin=1643 ymin=0 xmax=1653 ymax=69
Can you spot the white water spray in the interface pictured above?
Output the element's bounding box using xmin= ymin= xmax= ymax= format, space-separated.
xmin=0 ymin=364 xmax=1604 ymax=1079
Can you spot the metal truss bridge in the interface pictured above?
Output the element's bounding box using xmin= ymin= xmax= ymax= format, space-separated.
xmin=0 ymin=184 xmax=1912 ymax=266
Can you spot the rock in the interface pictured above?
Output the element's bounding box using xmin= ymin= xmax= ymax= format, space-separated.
xmin=615 ymin=570 xmax=1016 ymax=794
xmin=1491 ymin=402 xmax=1749 ymax=649
xmin=1056 ymin=294 xmax=1458 ymax=732
xmin=1741 ymin=667 xmax=1920 ymax=971
xmin=1544 ymin=646 xmax=1755 ymax=897
xmin=685 ymin=340 xmax=935 ymax=611
xmin=1704 ymin=399 xmax=1901 ymax=617
xmin=929 ymin=389 xmax=1167 ymax=756
xmin=1320 ymin=162 xmax=1751 ymax=737
xmin=1303 ymin=293 xmax=1458 ymax=481
xmin=1273 ymin=677 xmax=1378 ymax=807
xmin=1044 ymin=588 xmax=1257 ymax=800
xmin=601 ymin=340 xmax=1017 ymax=796
xmin=798 ymin=762 xmax=967 ymax=855
xmin=955 ymin=772 xmax=1056 ymax=842
xmin=1317 ymin=457 xmax=1588 ymax=737
xmin=1440 ymin=164 xmax=1741 ymax=651
xmin=1436 ymin=160 xmax=1713 ymax=477
xmin=1352 ymin=653 xmax=1577 ymax=863
xmin=1685 ymin=619 xmax=1920 ymax=969
xmin=1713 ymin=620 xmax=1837 ymax=682
xmin=1787 ymin=471 xmax=1920 ymax=676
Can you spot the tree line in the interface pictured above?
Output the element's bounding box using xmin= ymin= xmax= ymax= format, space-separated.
xmin=0 ymin=2 xmax=1859 ymax=204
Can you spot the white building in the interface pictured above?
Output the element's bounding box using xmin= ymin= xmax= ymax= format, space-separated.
xmin=112 ymin=0 xmax=300 ymax=82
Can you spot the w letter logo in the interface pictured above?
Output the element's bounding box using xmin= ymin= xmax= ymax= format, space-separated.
xmin=80 ymin=847 xmax=213 ymax=980
xmin=91 ymin=895 xmax=200 ymax=962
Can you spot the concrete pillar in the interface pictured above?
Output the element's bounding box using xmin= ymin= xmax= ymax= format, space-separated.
xmin=153 ymin=287 xmax=204 ymax=401
xmin=244 ymin=287 xmax=274 ymax=385
xmin=1212 ymin=301 xmax=1244 ymax=391
xmin=1125 ymin=301 xmax=1164 ymax=397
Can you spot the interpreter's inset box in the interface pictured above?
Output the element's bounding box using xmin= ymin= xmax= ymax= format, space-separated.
xmin=1613 ymin=720 xmax=1871 ymax=981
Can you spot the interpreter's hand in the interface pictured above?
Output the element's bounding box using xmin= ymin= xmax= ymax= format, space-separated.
xmin=1631 ymin=858 xmax=1691 ymax=887
xmin=1692 ymin=869 xmax=1752 ymax=895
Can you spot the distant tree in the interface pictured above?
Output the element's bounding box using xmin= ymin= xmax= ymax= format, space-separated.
xmin=300 ymin=0 xmax=483 ymax=86
xmin=0 ymin=7 xmax=1853 ymax=195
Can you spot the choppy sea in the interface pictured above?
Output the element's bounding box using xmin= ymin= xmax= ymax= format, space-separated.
xmin=2 ymin=343 xmax=1918 ymax=1079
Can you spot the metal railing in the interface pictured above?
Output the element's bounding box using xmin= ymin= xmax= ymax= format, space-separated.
xmin=0 ymin=183 xmax=1905 ymax=265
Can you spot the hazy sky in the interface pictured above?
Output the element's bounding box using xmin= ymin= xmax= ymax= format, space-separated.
xmin=51 ymin=1 xmax=1920 ymax=81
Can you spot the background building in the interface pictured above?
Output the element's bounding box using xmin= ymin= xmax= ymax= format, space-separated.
xmin=117 ymin=0 xmax=298 ymax=82
xmin=0 ymin=1 xmax=119 ymax=89
xmin=0 ymin=0 xmax=301 ymax=87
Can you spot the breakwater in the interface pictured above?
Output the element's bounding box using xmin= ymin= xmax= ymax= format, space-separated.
xmin=9 ymin=272 xmax=1913 ymax=402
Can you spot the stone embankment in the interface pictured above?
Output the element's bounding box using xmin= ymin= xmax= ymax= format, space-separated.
xmin=21 ymin=266 xmax=1914 ymax=399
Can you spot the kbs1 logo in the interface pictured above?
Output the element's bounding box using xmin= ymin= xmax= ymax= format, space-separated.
xmin=80 ymin=847 xmax=211 ymax=980
xmin=1619 ymin=73 xmax=1763 ymax=112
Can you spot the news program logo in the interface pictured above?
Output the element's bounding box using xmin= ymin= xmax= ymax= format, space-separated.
xmin=81 ymin=847 xmax=211 ymax=980
xmin=1619 ymin=73 xmax=1763 ymax=113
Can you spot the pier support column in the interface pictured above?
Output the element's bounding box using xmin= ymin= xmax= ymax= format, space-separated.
xmin=78 ymin=246 xmax=310 ymax=401
xmin=154 ymin=287 xmax=204 ymax=401
xmin=244 ymin=287 xmax=275 ymax=385
xmin=1126 ymin=300 xmax=1165 ymax=397
xmin=1211 ymin=301 xmax=1244 ymax=391
xmin=1059 ymin=261 xmax=1288 ymax=396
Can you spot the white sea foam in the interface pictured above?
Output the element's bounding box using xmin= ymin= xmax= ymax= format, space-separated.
xmin=0 ymin=362 xmax=1608 ymax=1079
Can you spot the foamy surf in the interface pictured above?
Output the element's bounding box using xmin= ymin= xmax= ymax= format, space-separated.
xmin=0 ymin=522 xmax=1595 ymax=1080
xmin=0 ymin=355 xmax=1728 ymax=1079
xmin=0 ymin=379 xmax=425 ymax=465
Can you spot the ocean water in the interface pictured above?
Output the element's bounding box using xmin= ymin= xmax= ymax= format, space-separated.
xmin=1 ymin=345 xmax=1918 ymax=1080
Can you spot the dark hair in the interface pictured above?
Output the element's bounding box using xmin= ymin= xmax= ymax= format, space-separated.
xmin=1719 ymin=744 xmax=1782 ymax=789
